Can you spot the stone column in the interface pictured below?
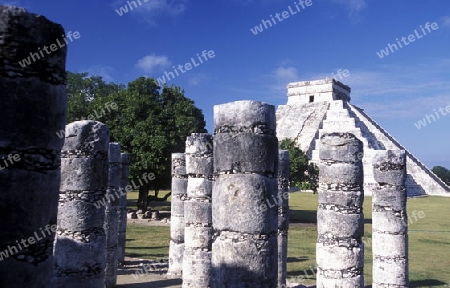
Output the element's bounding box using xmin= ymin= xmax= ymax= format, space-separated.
xmin=117 ymin=153 xmax=130 ymax=265
xmin=167 ymin=153 xmax=187 ymax=276
xmin=372 ymin=150 xmax=408 ymax=287
xmin=104 ymin=143 xmax=121 ymax=287
xmin=0 ymin=6 xmax=67 ymax=288
xmin=212 ymin=100 xmax=279 ymax=287
xmin=278 ymin=150 xmax=290 ymax=288
xmin=183 ymin=133 xmax=213 ymax=287
xmin=53 ymin=121 xmax=109 ymax=288
xmin=316 ymin=132 xmax=364 ymax=287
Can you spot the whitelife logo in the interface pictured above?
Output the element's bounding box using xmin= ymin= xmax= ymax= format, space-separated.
xmin=250 ymin=0 xmax=313 ymax=35
xmin=376 ymin=22 xmax=438 ymax=59
xmin=18 ymin=31 xmax=81 ymax=68
xmin=155 ymin=50 xmax=215 ymax=87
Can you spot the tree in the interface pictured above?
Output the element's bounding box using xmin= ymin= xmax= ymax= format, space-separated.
xmin=67 ymin=73 xmax=206 ymax=212
xmin=432 ymin=166 xmax=450 ymax=185
xmin=279 ymin=138 xmax=319 ymax=193
xmin=66 ymin=72 xmax=124 ymax=123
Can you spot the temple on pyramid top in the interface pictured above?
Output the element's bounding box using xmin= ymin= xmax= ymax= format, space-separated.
xmin=276 ymin=78 xmax=450 ymax=197
xmin=287 ymin=78 xmax=351 ymax=105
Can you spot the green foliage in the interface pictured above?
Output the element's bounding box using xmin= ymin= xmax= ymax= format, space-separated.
xmin=66 ymin=72 xmax=124 ymax=123
xmin=67 ymin=73 xmax=206 ymax=211
xmin=432 ymin=166 xmax=450 ymax=185
xmin=279 ymin=138 xmax=319 ymax=192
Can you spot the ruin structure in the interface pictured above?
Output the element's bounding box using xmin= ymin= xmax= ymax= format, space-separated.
xmin=276 ymin=78 xmax=450 ymax=197
xmin=183 ymin=133 xmax=214 ymax=287
xmin=0 ymin=6 xmax=67 ymax=287
xmin=212 ymin=100 xmax=279 ymax=287
xmin=118 ymin=153 xmax=130 ymax=264
xmin=168 ymin=153 xmax=188 ymax=276
xmin=104 ymin=143 xmax=121 ymax=287
xmin=53 ymin=121 xmax=109 ymax=288
xmin=317 ymin=132 xmax=365 ymax=287
xmin=278 ymin=150 xmax=290 ymax=287
xmin=372 ymin=150 xmax=409 ymax=287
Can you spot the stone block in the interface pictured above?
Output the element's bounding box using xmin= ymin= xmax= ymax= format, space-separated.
xmin=213 ymin=133 xmax=278 ymax=174
xmin=316 ymin=243 xmax=364 ymax=271
xmin=212 ymin=174 xmax=278 ymax=234
xmin=213 ymin=100 xmax=276 ymax=132
xmin=319 ymin=133 xmax=363 ymax=163
xmin=187 ymin=178 xmax=213 ymax=198
xmin=317 ymin=209 xmax=364 ymax=239
xmin=185 ymin=226 xmax=212 ymax=250
xmin=184 ymin=200 xmax=211 ymax=225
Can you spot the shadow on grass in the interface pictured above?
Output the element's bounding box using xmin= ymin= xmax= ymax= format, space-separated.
xmin=287 ymin=256 xmax=309 ymax=263
xmin=289 ymin=210 xmax=317 ymax=223
xmin=410 ymin=279 xmax=448 ymax=287
xmin=126 ymin=246 xmax=168 ymax=250
xmin=117 ymin=279 xmax=182 ymax=288
xmin=126 ymin=253 xmax=169 ymax=259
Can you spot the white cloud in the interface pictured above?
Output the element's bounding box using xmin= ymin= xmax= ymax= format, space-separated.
xmin=83 ymin=65 xmax=116 ymax=83
xmin=357 ymin=95 xmax=450 ymax=119
xmin=135 ymin=54 xmax=171 ymax=73
xmin=329 ymin=0 xmax=367 ymax=21
xmin=441 ymin=16 xmax=450 ymax=28
xmin=273 ymin=66 xmax=299 ymax=82
xmin=188 ymin=73 xmax=209 ymax=86
xmin=112 ymin=0 xmax=186 ymax=23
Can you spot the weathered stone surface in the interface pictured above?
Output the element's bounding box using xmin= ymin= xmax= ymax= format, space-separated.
xmin=212 ymin=101 xmax=278 ymax=287
xmin=186 ymin=156 xmax=213 ymax=176
xmin=0 ymin=6 xmax=67 ymax=287
xmin=117 ymin=153 xmax=130 ymax=264
xmin=317 ymin=210 xmax=364 ymax=239
xmin=318 ymin=190 xmax=363 ymax=207
xmin=373 ymin=257 xmax=408 ymax=286
xmin=278 ymin=150 xmax=289 ymax=288
xmin=213 ymin=133 xmax=278 ymax=174
xmin=317 ymin=132 xmax=364 ymax=287
xmin=170 ymin=216 xmax=185 ymax=243
xmin=172 ymin=153 xmax=186 ymax=176
xmin=319 ymin=133 xmax=364 ymax=163
xmin=168 ymin=241 xmax=184 ymax=277
xmin=171 ymin=195 xmax=185 ymax=217
xmin=212 ymin=174 xmax=278 ymax=234
xmin=372 ymin=150 xmax=408 ymax=287
xmin=372 ymin=185 xmax=406 ymax=212
xmin=53 ymin=121 xmax=109 ymax=288
xmin=213 ymin=100 xmax=276 ymax=133
xmin=315 ymin=273 xmax=364 ymax=288
xmin=185 ymin=226 xmax=212 ymax=250
xmin=104 ymin=143 xmax=121 ymax=288
xmin=212 ymin=232 xmax=277 ymax=288
xmin=372 ymin=150 xmax=406 ymax=186
xmin=172 ymin=178 xmax=188 ymax=196
xmin=183 ymin=133 xmax=213 ymax=288
xmin=187 ymin=178 xmax=213 ymax=198
xmin=316 ymin=244 xmax=364 ymax=270
xmin=183 ymin=250 xmax=212 ymax=287
xmin=168 ymin=153 xmax=187 ymax=276
xmin=372 ymin=210 xmax=407 ymax=234
xmin=319 ymin=163 xmax=363 ymax=185
xmin=184 ymin=200 xmax=211 ymax=225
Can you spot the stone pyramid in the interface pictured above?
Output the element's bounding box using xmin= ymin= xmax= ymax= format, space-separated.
xmin=276 ymin=78 xmax=450 ymax=197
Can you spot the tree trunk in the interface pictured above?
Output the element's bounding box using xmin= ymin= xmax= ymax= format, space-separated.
xmin=137 ymin=183 xmax=150 ymax=212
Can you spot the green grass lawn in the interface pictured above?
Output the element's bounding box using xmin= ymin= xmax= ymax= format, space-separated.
xmin=125 ymin=191 xmax=450 ymax=287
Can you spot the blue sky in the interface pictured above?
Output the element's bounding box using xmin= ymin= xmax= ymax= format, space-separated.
xmin=6 ymin=0 xmax=450 ymax=168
